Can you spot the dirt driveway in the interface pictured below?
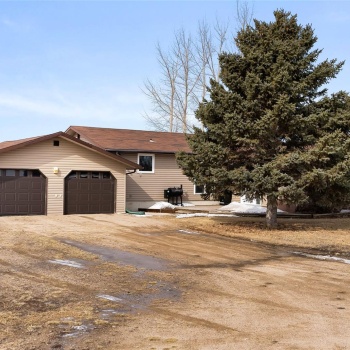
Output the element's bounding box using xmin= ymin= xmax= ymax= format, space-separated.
xmin=0 ymin=214 xmax=349 ymax=350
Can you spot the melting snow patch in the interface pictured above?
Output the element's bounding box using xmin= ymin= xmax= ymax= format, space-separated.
xmin=148 ymin=201 xmax=176 ymax=210
xmin=178 ymin=229 xmax=200 ymax=235
xmin=219 ymin=202 xmax=284 ymax=214
xmin=62 ymin=324 xmax=92 ymax=338
xmin=293 ymin=252 xmax=350 ymax=264
xmin=176 ymin=213 xmax=238 ymax=218
xmin=49 ymin=259 xmax=84 ymax=269
xmin=97 ymin=294 xmax=123 ymax=302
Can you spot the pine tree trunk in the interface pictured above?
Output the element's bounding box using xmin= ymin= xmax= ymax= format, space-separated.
xmin=266 ymin=195 xmax=278 ymax=229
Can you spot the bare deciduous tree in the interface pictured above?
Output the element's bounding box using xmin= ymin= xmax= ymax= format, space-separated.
xmin=143 ymin=1 xmax=253 ymax=133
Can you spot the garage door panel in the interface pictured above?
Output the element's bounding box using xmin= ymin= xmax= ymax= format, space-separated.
xmin=17 ymin=204 xmax=30 ymax=214
xmin=98 ymin=183 xmax=110 ymax=191
xmin=5 ymin=193 xmax=16 ymax=201
xmin=79 ymin=183 xmax=90 ymax=191
xmin=100 ymin=204 xmax=113 ymax=212
xmin=30 ymin=204 xmax=45 ymax=214
xmin=4 ymin=181 xmax=16 ymax=190
xmin=18 ymin=193 xmax=30 ymax=201
xmin=90 ymin=194 xmax=100 ymax=201
xmin=90 ymin=183 xmax=102 ymax=191
xmin=67 ymin=182 xmax=79 ymax=191
xmin=31 ymin=193 xmax=44 ymax=201
xmin=31 ymin=182 xmax=44 ymax=190
xmin=4 ymin=205 xmax=16 ymax=214
xmin=89 ymin=204 xmax=100 ymax=212
xmin=78 ymin=205 xmax=90 ymax=214
xmin=79 ymin=194 xmax=90 ymax=201
xmin=18 ymin=181 xmax=30 ymax=190
xmin=65 ymin=171 xmax=115 ymax=215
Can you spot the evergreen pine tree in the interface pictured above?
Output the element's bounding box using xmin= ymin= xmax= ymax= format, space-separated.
xmin=177 ymin=10 xmax=350 ymax=228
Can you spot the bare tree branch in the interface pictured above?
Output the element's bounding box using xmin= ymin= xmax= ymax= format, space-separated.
xmin=142 ymin=1 xmax=254 ymax=133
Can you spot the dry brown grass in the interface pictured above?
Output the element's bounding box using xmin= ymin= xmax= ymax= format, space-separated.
xmin=169 ymin=216 xmax=350 ymax=255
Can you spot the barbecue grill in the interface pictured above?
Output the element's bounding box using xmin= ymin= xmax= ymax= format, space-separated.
xmin=164 ymin=185 xmax=183 ymax=206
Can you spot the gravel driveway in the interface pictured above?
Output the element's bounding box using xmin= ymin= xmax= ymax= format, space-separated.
xmin=0 ymin=214 xmax=349 ymax=349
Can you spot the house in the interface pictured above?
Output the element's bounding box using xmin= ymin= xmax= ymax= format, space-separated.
xmin=0 ymin=132 xmax=141 ymax=216
xmin=65 ymin=126 xmax=219 ymax=211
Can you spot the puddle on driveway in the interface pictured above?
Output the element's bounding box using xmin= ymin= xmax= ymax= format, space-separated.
xmin=96 ymin=280 xmax=181 ymax=318
xmin=61 ymin=240 xmax=168 ymax=271
xmin=55 ymin=239 xmax=181 ymax=344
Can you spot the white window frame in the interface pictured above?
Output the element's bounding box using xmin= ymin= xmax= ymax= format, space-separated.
xmin=137 ymin=153 xmax=155 ymax=173
xmin=194 ymin=184 xmax=205 ymax=194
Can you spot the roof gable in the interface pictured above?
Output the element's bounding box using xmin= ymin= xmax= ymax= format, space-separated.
xmin=0 ymin=132 xmax=141 ymax=169
xmin=66 ymin=126 xmax=192 ymax=153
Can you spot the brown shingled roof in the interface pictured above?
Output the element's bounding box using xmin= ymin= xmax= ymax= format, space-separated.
xmin=0 ymin=136 xmax=41 ymax=150
xmin=0 ymin=132 xmax=141 ymax=169
xmin=65 ymin=126 xmax=192 ymax=153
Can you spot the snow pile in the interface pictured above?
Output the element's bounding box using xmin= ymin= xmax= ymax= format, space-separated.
xmin=148 ymin=201 xmax=176 ymax=210
xmin=176 ymin=213 xmax=238 ymax=219
xmin=148 ymin=201 xmax=195 ymax=210
xmin=219 ymin=202 xmax=284 ymax=214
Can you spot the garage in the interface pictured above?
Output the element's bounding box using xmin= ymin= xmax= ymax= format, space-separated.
xmin=0 ymin=169 xmax=46 ymax=216
xmin=0 ymin=132 xmax=141 ymax=215
xmin=64 ymin=171 xmax=115 ymax=214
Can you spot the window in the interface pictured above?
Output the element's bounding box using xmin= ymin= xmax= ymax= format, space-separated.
xmin=138 ymin=154 xmax=155 ymax=173
xmin=80 ymin=171 xmax=88 ymax=178
xmin=53 ymin=140 xmax=60 ymax=146
xmin=91 ymin=172 xmax=100 ymax=179
xmin=19 ymin=170 xmax=28 ymax=177
xmin=68 ymin=171 xmax=77 ymax=179
xmin=194 ymin=184 xmax=205 ymax=194
xmin=32 ymin=170 xmax=41 ymax=177
xmin=5 ymin=169 xmax=15 ymax=176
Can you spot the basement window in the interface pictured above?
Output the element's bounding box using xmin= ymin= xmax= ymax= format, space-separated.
xmin=194 ymin=184 xmax=205 ymax=194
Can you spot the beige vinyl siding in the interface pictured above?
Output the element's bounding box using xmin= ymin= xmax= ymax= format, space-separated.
xmin=0 ymin=137 xmax=128 ymax=214
xmin=123 ymin=153 xmax=203 ymax=202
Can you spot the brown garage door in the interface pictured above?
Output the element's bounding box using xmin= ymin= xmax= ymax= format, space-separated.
xmin=0 ymin=169 xmax=46 ymax=216
xmin=64 ymin=171 xmax=115 ymax=215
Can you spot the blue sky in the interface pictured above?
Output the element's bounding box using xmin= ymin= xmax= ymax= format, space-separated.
xmin=0 ymin=0 xmax=349 ymax=141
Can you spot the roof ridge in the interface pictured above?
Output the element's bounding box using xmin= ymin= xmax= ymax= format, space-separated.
xmin=67 ymin=125 xmax=188 ymax=135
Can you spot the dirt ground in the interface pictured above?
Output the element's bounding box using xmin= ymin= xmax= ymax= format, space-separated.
xmin=0 ymin=213 xmax=349 ymax=350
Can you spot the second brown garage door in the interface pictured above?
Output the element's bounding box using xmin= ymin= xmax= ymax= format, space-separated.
xmin=64 ymin=171 xmax=115 ymax=215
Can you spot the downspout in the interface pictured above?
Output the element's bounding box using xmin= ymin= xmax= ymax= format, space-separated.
xmin=126 ymin=169 xmax=137 ymax=175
